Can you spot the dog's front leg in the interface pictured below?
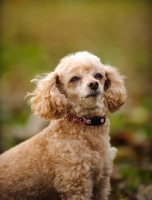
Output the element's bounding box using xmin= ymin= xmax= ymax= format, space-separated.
xmin=92 ymin=175 xmax=110 ymax=200
xmin=54 ymin=165 xmax=93 ymax=200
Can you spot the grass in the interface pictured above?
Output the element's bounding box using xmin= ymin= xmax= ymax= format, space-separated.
xmin=0 ymin=0 xmax=152 ymax=198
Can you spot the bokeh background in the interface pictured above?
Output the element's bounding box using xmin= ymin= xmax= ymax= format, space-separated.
xmin=0 ymin=0 xmax=152 ymax=199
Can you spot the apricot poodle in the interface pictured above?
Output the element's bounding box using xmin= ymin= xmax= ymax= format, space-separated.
xmin=0 ymin=51 xmax=126 ymax=200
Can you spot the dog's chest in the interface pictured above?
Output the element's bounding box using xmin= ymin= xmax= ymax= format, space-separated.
xmin=54 ymin=133 xmax=108 ymax=174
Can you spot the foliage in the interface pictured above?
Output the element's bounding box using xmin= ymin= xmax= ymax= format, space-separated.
xmin=0 ymin=1 xmax=152 ymax=199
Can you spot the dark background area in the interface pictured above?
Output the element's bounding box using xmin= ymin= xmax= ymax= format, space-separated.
xmin=0 ymin=1 xmax=152 ymax=199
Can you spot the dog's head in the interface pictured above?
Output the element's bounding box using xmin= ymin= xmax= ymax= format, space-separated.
xmin=28 ymin=52 xmax=126 ymax=119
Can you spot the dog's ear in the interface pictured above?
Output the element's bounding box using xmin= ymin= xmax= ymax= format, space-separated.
xmin=27 ymin=72 xmax=67 ymax=120
xmin=104 ymin=65 xmax=126 ymax=112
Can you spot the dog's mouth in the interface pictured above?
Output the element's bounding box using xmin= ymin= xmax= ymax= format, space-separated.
xmin=86 ymin=91 xmax=100 ymax=98
xmin=80 ymin=91 xmax=101 ymax=108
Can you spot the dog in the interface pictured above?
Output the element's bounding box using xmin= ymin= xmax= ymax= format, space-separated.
xmin=0 ymin=51 xmax=126 ymax=200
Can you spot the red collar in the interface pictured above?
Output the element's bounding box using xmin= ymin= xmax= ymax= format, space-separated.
xmin=64 ymin=115 xmax=106 ymax=126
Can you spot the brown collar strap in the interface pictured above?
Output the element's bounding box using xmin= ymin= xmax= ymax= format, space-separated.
xmin=64 ymin=115 xmax=106 ymax=126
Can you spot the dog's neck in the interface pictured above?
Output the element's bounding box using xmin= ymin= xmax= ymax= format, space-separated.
xmin=64 ymin=115 xmax=106 ymax=126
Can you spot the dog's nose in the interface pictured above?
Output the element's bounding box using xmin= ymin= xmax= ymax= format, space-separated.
xmin=89 ymin=81 xmax=99 ymax=90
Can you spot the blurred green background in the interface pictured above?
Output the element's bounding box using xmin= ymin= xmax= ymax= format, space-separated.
xmin=0 ymin=0 xmax=152 ymax=199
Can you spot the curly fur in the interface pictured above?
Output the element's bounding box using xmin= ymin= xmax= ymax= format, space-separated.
xmin=0 ymin=51 xmax=126 ymax=200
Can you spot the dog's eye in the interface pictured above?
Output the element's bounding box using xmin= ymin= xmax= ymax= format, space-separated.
xmin=94 ymin=73 xmax=102 ymax=79
xmin=70 ymin=76 xmax=80 ymax=82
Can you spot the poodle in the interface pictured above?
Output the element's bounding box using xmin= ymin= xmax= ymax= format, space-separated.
xmin=0 ymin=51 xmax=126 ymax=200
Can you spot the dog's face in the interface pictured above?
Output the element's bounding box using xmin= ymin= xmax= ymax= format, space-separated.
xmin=29 ymin=52 xmax=126 ymax=119
xmin=58 ymin=64 xmax=106 ymax=110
